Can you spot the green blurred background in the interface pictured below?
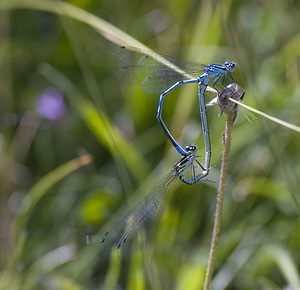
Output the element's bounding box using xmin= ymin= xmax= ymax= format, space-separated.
xmin=0 ymin=0 xmax=300 ymax=289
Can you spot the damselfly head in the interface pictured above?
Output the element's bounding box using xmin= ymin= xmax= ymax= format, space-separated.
xmin=185 ymin=144 xmax=197 ymax=154
xmin=175 ymin=145 xmax=197 ymax=173
xmin=224 ymin=61 xmax=236 ymax=72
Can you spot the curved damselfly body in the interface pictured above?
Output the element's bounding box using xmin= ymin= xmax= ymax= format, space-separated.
xmin=100 ymin=144 xmax=205 ymax=251
xmin=116 ymin=46 xmax=236 ymax=180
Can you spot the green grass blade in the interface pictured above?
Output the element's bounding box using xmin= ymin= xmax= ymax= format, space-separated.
xmin=1 ymin=0 xmax=299 ymax=134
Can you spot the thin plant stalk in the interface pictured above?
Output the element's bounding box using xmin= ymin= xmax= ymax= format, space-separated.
xmin=203 ymin=112 xmax=233 ymax=290
xmin=203 ymin=83 xmax=245 ymax=290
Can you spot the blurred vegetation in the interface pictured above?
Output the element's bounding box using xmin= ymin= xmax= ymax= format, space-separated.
xmin=0 ymin=0 xmax=300 ymax=289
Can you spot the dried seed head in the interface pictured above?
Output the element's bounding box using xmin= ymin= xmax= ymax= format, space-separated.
xmin=207 ymin=83 xmax=245 ymax=124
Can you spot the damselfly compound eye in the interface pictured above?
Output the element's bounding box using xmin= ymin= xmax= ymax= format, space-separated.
xmin=185 ymin=145 xmax=197 ymax=153
xmin=225 ymin=61 xmax=236 ymax=72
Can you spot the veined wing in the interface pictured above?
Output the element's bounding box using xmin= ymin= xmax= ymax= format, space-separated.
xmin=100 ymin=169 xmax=178 ymax=252
xmin=114 ymin=46 xmax=205 ymax=93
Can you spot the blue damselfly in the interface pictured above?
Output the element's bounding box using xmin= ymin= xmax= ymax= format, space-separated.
xmin=116 ymin=46 xmax=236 ymax=180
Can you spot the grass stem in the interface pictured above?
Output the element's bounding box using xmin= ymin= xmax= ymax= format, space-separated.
xmin=203 ymin=112 xmax=233 ymax=290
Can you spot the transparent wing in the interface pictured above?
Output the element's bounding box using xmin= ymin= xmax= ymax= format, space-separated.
xmin=114 ymin=46 xmax=206 ymax=93
xmin=100 ymin=170 xmax=177 ymax=252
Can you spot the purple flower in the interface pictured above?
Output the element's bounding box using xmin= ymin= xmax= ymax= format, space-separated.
xmin=36 ymin=88 xmax=66 ymax=121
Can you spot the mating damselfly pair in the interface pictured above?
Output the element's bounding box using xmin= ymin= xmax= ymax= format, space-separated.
xmin=97 ymin=47 xmax=241 ymax=251
xmin=116 ymin=46 xmax=236 ymax=175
